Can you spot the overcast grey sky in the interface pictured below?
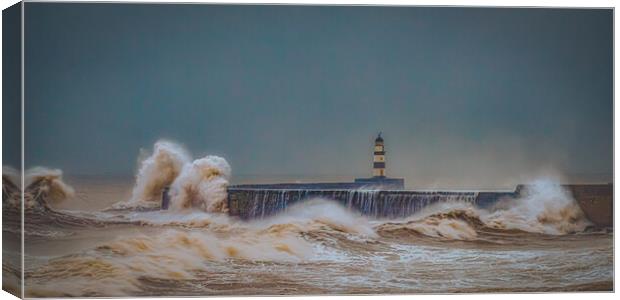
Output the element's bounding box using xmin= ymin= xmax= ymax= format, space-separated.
xmin=23 ymin=4 xmax=612 ymax=187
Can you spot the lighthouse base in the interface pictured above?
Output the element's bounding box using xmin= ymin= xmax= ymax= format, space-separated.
xmin=354 ymin=176 xmax=405 ymax=190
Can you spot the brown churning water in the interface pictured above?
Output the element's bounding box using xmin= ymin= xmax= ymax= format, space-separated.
xmin=1 ymin=141 xmax=613 ymax=297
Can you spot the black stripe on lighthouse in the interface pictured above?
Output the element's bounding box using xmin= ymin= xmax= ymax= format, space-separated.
xmin=373 ymin=162 xmax=386 ymax=168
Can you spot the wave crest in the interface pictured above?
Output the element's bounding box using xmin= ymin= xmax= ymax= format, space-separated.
xmin=376 ymin=209 xmax=481 ymax=241
xmin=120 ymin=141 xmax=231 ymax=212
xmin=169 ymin=156 xmax=231 ymax=212
xmin=129 ymin=140 xmax=191 ymax=205
xmin=375 ymin=179 xmax=591 ymax=240
xmin=2 ymin=166 xmax=75 ymax=210
xmin=482 ymin=180 xmax=590 ymax=234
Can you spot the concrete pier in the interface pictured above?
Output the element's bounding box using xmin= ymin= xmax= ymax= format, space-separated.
xmin=227 ymin=183 xmax=613 ymax=227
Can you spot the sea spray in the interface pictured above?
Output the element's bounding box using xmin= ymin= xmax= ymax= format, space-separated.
xmin=120 ymin=140 xmax=233 ymax=212
xmin=126 ymin=174 xmax=589 ymax=240
xmin=258 ymin=199 xmax=377 ymax=238
xmin=168 ymin=156 xmax=231 ymax=212
xmin=2 ymin=166 xmax=75 ymax=210
xmin=114 ymin=200 xmax=376 ymax=263
xmin=376 ymin=178 xmax=591 ymax=239
xmin=375 ymin=204 xmax=482 ymax=241
xmin=124 ymin=199 xmax=375 ymax=240
xmin=481 ymin=178 xmax=590 ymax=234
xmin=23 ymin=167 xmax=75 ymax=209
xmin=129 ymin=140 xmax=191 ymax=205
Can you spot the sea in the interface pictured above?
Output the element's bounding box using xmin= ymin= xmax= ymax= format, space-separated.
xmin=1 ymin=141 xmax=613 ymax=296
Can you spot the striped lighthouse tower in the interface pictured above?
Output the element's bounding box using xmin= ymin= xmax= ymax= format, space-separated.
xmin=372 ymin=133 xmax=386 ymax=177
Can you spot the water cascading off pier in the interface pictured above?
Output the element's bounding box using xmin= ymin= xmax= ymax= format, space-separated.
xmin=226 ymin=188 xmax=505 ymax=219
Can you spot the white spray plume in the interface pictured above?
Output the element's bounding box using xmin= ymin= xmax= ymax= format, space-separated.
xmin=376 ymin=177 xmax=591 ymax=239
xmin=129 ymin=140 xmax=191 ymax=204
xmin=169 ymin=156 xmax=231 ymax=212
xmin=482 ymin=178 xmax=590 ymax=234
xmin=124 ymin=140 xmax=232 ymax=212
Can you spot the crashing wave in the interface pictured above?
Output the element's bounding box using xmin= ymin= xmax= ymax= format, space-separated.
xmin=128 ymin=140 xmax=191 ymax=205
xmin=375 ymin=179 xmax=591 ymax=240
xmin=481 ymin=179 xmax=590 ymax=234
xmin=376 ymin=209 xmax=482 ymax=241
xmin=2 ymin=166 xmax=75 ymax=211
xmin=168 ymin=156 xmax=231 ymax=212
xmin=117 ymin=140 xmax=231 ymax=213
xmin=24 ymin=167 xmax=75 ymax=209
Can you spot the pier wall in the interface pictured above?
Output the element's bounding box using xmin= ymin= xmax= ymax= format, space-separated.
xmin=227 ymin=187 xmax=513 ymax=220
xmin=226 ymin=184 xmax=613 ymax=227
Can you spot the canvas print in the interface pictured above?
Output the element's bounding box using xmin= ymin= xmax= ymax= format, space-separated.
xmin=2 ymin=2 xmax=613 ymax=297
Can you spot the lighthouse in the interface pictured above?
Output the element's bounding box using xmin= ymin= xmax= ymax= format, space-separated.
xmin=373 ymin=133 xmax=386 ymax=177
xmin=354 ymin=132 xmax=405 ymax=189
